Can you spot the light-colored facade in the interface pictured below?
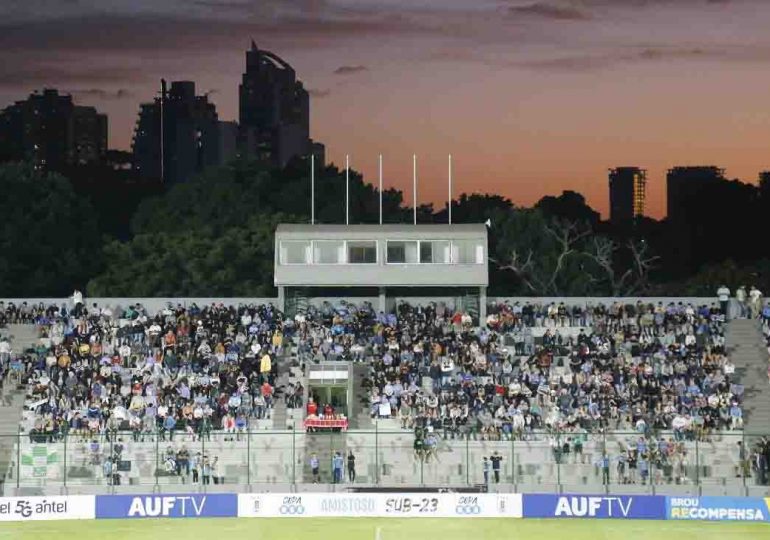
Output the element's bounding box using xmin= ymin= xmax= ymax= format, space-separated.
xmin=273 ymin=223 xmax=488 ymax=316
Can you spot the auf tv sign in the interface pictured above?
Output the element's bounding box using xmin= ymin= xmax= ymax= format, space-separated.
xmin=128 ymin=496 xmax=207 ymax=517
xmin=555 ymin=496 xmax=633 ymax=518
xmin=523 ymin=494 xmax=665 ymax=519
xmin=95 ymin=494 xmax=237 ymax=519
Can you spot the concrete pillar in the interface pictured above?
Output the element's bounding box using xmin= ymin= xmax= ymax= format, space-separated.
xmin=278 ymin=286 xmax=286 ymax=313
xmin=378 ymin=287 xmax=387 ymax=314
xmin=479 ymin=286 xmax=487 ymax=323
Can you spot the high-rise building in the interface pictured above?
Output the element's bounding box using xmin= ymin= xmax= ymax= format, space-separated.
xmin=608 ymin=167 xmax=646 ymax=225
xmin=759 ymin=171 xmax=770 ymax=193
xmin=666 ymin=166 xmax=725 ymax=221
xmin=238 ymin=41 xmax=323 ymax=168
xmin=0 ymin=89 xmax=107 ymax=170
xmin=132 ymin=80 xmax=227 ymax=184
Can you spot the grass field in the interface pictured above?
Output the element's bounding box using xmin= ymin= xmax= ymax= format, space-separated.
xmin=2 ymin=518 xmax=769 ymax=540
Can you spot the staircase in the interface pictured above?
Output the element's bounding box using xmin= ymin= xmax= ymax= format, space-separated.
xmin=726 ymin=319 xmax=770 ymax=434
xmin=0 ymin=324 xmax=39 ymax=494
xmin=302 ymin=432 xmax=348 ymax=484
xmin=463 ymin=290 xmax=480 ymax=322
xmin=285 ymin=289 xmax=309 ymax=319
xmin=350 ymin=364 xmax=373 ymax=430
xmin=271 ymin=339 xmax=306 ymax=431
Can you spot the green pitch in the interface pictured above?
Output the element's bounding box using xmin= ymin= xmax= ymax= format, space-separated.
xmin=2 ymin=518 xmax=768 ymax=540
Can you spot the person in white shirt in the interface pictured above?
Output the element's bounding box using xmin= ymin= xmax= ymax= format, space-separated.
xmin=750 ymin=286 xmax=763 ymax=318
xmin=716 ymin=285 xmax=730 ymax=318
xmin=0 ymin=339 xmax=11 ymax=370
xmin=736 ymin=286 xmax=747 ymax=318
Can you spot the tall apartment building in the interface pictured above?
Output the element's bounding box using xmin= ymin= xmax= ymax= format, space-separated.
xmin=608 ymin=167 xmax=646 ymax=225
xmin=132 ymin=80 xmax=228 ymax=184
xmin=238 ymin=42 xmax=324 ymax=168
xmin=0 ymin=89 xmax=107 ymax=170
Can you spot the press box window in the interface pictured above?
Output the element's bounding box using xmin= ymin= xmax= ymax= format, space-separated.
xmin=347 ymin=241 xmax=377 ymax=264
xmin=313 ymin=240 xmax=345 ymax=264
xmin=451 ymin=240 xmax=484 ymax=264
xmin=420 ymin=240 xmax=450 ymax=264
xmin=280 ymin=241 xmax=310 ymax=264
xmin=386 ymin=241 xmax=418 ymax=263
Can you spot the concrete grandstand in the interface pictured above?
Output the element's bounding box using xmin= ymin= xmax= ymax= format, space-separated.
xmin=0 ymin=293 xmax=768 ymax=498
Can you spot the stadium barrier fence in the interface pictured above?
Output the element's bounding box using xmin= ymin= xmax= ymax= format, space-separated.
xmin=4 ymin=428 xmax=763 ymax=494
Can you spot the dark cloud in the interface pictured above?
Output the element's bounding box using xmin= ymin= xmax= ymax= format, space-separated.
xmin=67 ymin=88 xmax=134 ymax=100
xmin=0 ymin=14 xmax=426 ymax=53
xmin=508 ymin=2 xmax=588 ymax=20
xmin=0 ymin=60 xmax=143 ymax=88
xmin=517 ymin=45 xmax=743 ymax=72
xmin=308 ymin=88 xmax=331 ymax=98
xmin=333 ymin=65 xmax=367 ymax=75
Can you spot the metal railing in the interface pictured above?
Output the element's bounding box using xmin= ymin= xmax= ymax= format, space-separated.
xmin=2 ymin=427 xmax=764 ymax=495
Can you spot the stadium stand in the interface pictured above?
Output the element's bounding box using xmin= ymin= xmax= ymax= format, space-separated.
xmin=0 ymin=296 xmax=767 ymax=496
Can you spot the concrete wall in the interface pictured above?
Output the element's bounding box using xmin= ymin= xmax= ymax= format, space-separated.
xmin=0 ymin=296 xmax=722 ymax=316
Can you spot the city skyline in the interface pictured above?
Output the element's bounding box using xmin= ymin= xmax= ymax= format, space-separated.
xmin=3 ymin=1 xmax=770 ymax=217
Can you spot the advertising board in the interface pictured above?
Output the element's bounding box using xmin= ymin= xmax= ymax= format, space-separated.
xmin=522 ymin=494 xmax=666 ymax=520
xmin=667 ymin=496 xmax=770 ymax=522
xmin=95 ymin=494 xmax=237 ymax=519
xmin=237 ymin=493 xmax=523 ymax=518
xmin=0 ymin=495 xmax=94 ymax=522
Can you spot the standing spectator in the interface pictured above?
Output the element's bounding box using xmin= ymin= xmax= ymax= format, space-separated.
xmin=0 ymin=338 xmax=10 ymax=372
xmin=717 ymin=285 xmax=730 ymax=318
xmin=310 ymin=453 xmax=320 ymax=483
xmin=211 ymin=457 xmax=221 ymax=484
xmin=600 ymin=454 xmax=611 ymax=485
xmin=332 ymin=451 xmax=344 ymax=484
xmin=490 ymin=452 xmax=503 ymax=484
xmin=736 ymin=286 xmax=748 ymax=318
xmin=347 ymin=451 xmax=356 ymax=483
xmin=202 ymin=456 xmax=211 ymax=485
xmin=750 ymin=286 xmax=764 ymax=318
xmin=190 ymin=452 xmax=200 ymax=484
xmin=103 ymin=457 xmax=113 ymax=486
xmin=482 ymin=456 xmax=491 ymax=486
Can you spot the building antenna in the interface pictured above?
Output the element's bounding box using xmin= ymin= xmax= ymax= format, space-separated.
xmin=378 ymin=154 xmax=383 ymax=225
xmin=448 ymin=154 xmax=453 ymax=225
xmin=345 ymin=154 xmax=350 ymax=225
xmin=413 ymin=154 xmax=417 ymax=225
xmin=311 ymin=153 xmax=315 ymax=225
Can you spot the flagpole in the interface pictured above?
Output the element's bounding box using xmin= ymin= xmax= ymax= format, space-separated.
xmin=378 ymin=154 xmax=383 ymax=225
xmin=413 ymin=154 xmax=417 ymax=225
xmin=345 ymin=154 xmax=350 ymax=225
xmin=448 ymin=154 xmax=453 ymax=225
xmin=311 ymin=154 xmax=315 ymax=225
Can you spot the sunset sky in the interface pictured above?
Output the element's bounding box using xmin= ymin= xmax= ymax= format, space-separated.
xmin=2 ymin=0 xmax=770 ymax=218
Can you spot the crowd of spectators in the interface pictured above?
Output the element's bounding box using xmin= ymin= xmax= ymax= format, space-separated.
xmin=296 ymin=299 xmax=743 ymax=445
xmin=4 ymin=292 xmax=770 ymax=489
xmin=5 ymin=300 xmax=291 ymax=443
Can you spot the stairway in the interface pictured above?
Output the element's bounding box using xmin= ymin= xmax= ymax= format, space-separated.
xmin=0 ymin=324 xmax=39 ymax=494
xmin=463 ymin=290 xmax=480 ymax=323
xmin=726 ymin=319 xmax=770 ymax=434
xmin=271 ymin=339 xmax=306 ymax=431
xmin=302 ymin=432 xmax=348 ymax=484
xmin=350 ymin=364 xmax=373 ymax=430
xmin=285 ymin=289 xmax=309 ymax=320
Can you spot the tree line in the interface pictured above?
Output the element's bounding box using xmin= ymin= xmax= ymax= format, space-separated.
xmin=1 ymin=158 xmax=769 ymax=298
